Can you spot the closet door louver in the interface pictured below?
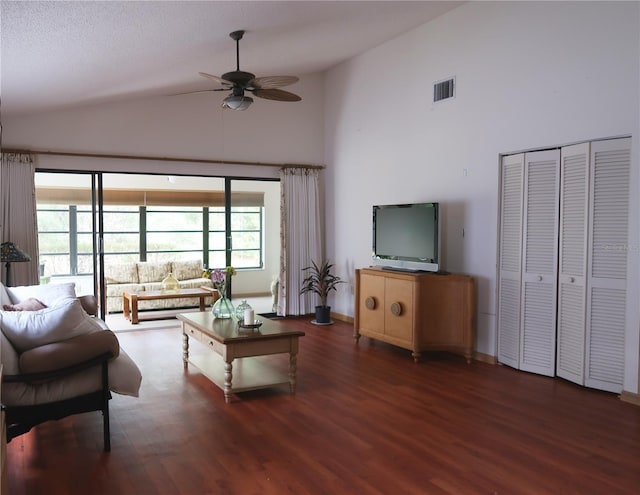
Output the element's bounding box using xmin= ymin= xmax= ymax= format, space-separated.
xmin=519 ymin=150 xmax=560 ymax=377
xmin=497 ymin=153 xmax=524 ymax=368
xmin=585 ymin=138 xmax=631 ymax=393
xmin=557 ymin=143 xmax=590 ymax=385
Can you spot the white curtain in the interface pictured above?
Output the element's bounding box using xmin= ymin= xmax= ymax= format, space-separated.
xmin=278 ymin=168 xmax=322 ymax=316
xmin=1 ymin=152 xmax=39 ymax=286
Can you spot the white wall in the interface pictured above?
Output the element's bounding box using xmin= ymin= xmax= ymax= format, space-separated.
xmin=324 ymin=1 xmax=640 ymax=392
xmin=6 ymin=73 xmax=325 ymax=177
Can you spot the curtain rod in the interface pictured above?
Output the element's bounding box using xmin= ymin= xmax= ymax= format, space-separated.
xmin=1 ymin=148 xmax=325 ymax=170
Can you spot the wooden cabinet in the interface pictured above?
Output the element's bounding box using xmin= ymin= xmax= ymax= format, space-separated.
xmin=354 ymin=267 xmax=475 ymax=362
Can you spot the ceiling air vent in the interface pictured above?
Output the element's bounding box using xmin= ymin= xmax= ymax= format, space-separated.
xmin=433 ymin=77 xmax=455 ymax=103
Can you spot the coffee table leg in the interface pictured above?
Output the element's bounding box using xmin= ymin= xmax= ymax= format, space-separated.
xmin=224 ymin=360 xmax=233 ymax=403
xmin=182 ymin=331 xmax=189 ymax=369
xmin=131 ymin=294 xmax=139 ymax=324
xmin=123 ymin=295 xmax=130 ymax=321
xmin=289 ymin=350 xmax=298 ymax=393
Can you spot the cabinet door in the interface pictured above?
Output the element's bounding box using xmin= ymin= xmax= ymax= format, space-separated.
xmin=585 ymin=138 xmax=631 ymax=393
xmin=384 ymin=277 xmax=414 ymax=344
xmin=557 ymin=143 xmax=590 ymax=385
xmin=358 ymin=273 xmax=385 ymax=336
xmin=497 ymin=153 xmax=524 ymax=369
xmin=519 ymin=149 xmax=560 ymax=377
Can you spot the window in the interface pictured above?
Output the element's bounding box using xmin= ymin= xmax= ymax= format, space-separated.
xmin=37 ymin=204 xmax=265 ymax=276
xmin=208 ymin=206 xmax=263 ymax=269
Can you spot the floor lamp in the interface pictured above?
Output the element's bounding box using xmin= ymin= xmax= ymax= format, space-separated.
xmin=1 ymin=241 xmax=32 ymax=287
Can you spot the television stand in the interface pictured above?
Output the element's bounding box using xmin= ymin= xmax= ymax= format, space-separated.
xmin=354 ymin=267 xmax=475 ymax=362
xmin=381 ymin=266 xmax=421 ymax=273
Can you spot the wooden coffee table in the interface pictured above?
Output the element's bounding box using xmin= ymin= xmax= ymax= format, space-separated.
xmin=178 ymin=312 xmax=305 ymax=403
xmin=123 ymin=288 xmax=215 ymax=324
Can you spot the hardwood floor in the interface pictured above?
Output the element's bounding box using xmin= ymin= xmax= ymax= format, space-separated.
xmin=6 ymin=318 xmax=640 ymax=494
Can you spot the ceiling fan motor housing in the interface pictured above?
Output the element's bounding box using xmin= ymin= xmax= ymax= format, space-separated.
xmin=221 ymin=70 xmax=256 ymax=87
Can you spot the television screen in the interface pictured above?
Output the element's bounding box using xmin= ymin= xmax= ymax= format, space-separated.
xmin=372 ymin=202 xmax=440 ymax=272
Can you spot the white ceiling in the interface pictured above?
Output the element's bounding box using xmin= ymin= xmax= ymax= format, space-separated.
xmin=0 ymin=1 xmax=463 ymax=117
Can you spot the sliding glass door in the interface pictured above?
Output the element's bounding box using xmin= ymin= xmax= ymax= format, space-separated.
xmin=35 ymin=172 xmax=280 ymax=317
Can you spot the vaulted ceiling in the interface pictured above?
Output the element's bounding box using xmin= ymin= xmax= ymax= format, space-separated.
xmin=0 ymin=1 xmax=463 ymax=117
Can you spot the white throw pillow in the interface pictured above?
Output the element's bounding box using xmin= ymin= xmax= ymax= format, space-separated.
xmin=6 ymin=282 xmax=76 ymax=307
xmin=0 ymin=298 xmax=103 ymax=353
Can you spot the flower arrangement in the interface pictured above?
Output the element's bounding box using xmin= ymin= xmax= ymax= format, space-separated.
xmin=209 ymin=266 xmax=236 ymax=297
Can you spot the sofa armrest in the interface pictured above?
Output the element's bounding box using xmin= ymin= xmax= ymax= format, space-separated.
xmin=7 ymin=330 xmax=120 ymax=380
xmin=78 ymin=294 xmax=99 ymax=316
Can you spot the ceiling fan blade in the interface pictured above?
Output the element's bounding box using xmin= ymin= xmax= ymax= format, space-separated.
xmin=199 ymin=72 xmax=233 ymax=86
xmin=170 ymin=89 xmax=227 ymax=96
xmin=250 ymin=76 xmax=299 ymax=89
xmin=252 ymin=88 xmax=301 ymax=102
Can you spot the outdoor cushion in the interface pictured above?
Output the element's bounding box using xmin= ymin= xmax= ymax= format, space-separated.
xmin=6 ymin=282 xmax=76 ymax=307
xmin=3 ymin=347 xmax=142 ymax=406
xmin=19 ymin=330 xmax=120 ymax=375
xmin=104 ymin=262 xmax=139 ymax=284
xmin=137 ymin=262 xmax=171 ymax=284
xmin=0 ymin=298 xmax=103 ymax=353
xmin=171 ymin=260 xmax=203 ymax=281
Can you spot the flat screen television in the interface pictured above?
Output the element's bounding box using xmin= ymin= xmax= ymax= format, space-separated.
xmin=372 ymin=202 xmax=441 ymax=272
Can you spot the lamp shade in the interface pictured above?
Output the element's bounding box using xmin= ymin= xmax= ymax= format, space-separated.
xmin=1 ymin=242 xmax=31 ymax=263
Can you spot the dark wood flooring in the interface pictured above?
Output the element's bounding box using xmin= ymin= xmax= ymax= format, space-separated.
xmin=6 ymin=317 xmax=640 ymax=494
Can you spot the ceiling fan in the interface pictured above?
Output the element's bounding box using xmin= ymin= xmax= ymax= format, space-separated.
xmin=194 ymin=30 xmax=301 ymax=111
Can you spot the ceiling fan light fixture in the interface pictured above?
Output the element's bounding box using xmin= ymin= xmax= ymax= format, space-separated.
xmin=222 ymin=94 xmax=253 ymax=110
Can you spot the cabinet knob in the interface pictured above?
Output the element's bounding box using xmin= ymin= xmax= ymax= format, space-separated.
xmin=364 ymin=296 xmax=377 ymax=310
xmin=537 ymin=275 xmax=543 ymax=282
xmin=390 ymin=302 xmax=403 ymax=316
xmin=569 ymin=277 xmax=575 ymax=283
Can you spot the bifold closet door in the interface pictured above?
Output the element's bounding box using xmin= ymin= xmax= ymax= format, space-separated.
xmin=556 ymin=143 xmax=590 ymax=385
xmin=497 ymin=153 xmax=524 ymax=369
xmin=518 ymin=150 xmax=560 ymax=376
xmin=584 ymin=138 xmax=631 ymax=393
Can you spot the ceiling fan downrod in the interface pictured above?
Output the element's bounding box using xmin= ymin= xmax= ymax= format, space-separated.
xmin=230 ymin=30 xmax=244 ymax=71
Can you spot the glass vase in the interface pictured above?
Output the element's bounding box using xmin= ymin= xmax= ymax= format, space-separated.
xmin=235 ymin=299 xmax=252 ymax=321
xmin=212 ymin=293 xmax=235 ymax=319
xmin=161 ymin=272 xmax=179 ymax=292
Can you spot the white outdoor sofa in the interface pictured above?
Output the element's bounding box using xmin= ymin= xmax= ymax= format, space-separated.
xmin=0 ymin=281 xmax=142 ymax=451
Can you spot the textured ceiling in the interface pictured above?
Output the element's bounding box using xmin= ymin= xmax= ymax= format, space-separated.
xmin=0 ymin=1 xmax=463 ymax=117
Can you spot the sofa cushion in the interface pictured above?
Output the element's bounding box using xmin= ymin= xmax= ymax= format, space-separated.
xmin=105 ymin=283 xmax=143 ymax=298
xmin=19 ymin=330 xmax=120 ymax=375
xmin=3 ymin=347 xmax=142 ymax=406
xmin=6 ymin=282 xmax=76 ymax=307
xmin=3 ymin=297 xmax=47 ymax=312
xmin=171 ymin=260 xmax=203 ymax=281
xmin=105 ymin=262 xmax=139 ymax=284
xmin=0 ymin=298 xmax=104 ymax=353
xmin=137 ymin=262 xmax=171 ymax=284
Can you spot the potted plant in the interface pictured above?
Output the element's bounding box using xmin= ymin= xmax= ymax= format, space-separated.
xmin=300 ymin=259 xmax=344 ymax=324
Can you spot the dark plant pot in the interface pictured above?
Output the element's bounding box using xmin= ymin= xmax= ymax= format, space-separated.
xmin=314 ymin=305 xmax=332 ymax=324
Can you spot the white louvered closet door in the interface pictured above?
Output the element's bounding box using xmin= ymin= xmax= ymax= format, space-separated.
xmin=557 ymin=143 xmax=590 ymax=385
xmin=497 ymin=153 xmax=524 ymax=369
xmin=519 ymin=150 xmax=560 ymax=377
xmin=585 ymin=138 xmax=631 ymax=393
